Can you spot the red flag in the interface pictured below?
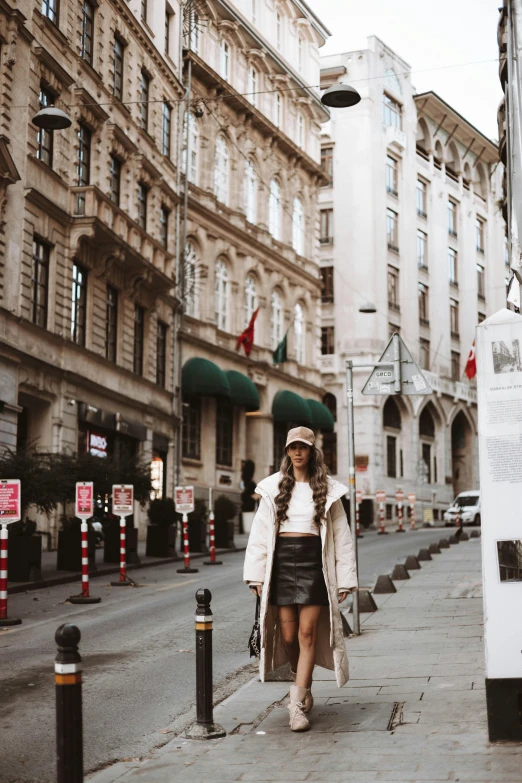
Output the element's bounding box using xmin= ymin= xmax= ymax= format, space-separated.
xmin=236 ymin=308 xmax=259 ymax=356
xmin=465 ymin=341 xmax=476 ymax=379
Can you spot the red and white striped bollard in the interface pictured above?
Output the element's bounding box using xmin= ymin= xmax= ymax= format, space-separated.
xmin=69 ymin=521 xmax=101 ymax=604
xmin=0 ymin=524 xmax=21 ymax=626
xmin=410 ymin=503 xmax=416 ymax=530
xmin=111 ymin=517 xmax=133 ymax=586
xmin=396 ymin=503 xmax=405 ymax=533
xmin=377 ymin=503 xmax=387 ymax=535
xmin=204 ymin=509 xmax=223 ymax=566
xmin=355 ymin=503 xmax=364 ymax=538
xmin=177 ymin=513 xmax=198 ymax=574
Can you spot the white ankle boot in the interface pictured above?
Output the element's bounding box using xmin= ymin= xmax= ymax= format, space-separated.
xmin=290 ymin=671 xmax=313 ymax=714
xmin=288 ymin=685 xmax=311 ymax=731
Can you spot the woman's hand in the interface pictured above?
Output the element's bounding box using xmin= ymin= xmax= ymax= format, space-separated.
xmin=250 ymin=585 xmax=262 ymax=597
xmin=338 ymin=591 xmax=348 ymax=604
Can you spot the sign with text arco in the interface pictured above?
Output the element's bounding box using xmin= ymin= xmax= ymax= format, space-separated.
xmin=75 ymin=482 xmax=94 ymax=518
xmin=395 ymin=489 xmax=405 ymax=504
xmin=112 ymin=485 xmax=134 ymax=516
xmin=375 ymin=490 xmax=386 ymax=504
xmin=0 ymin=479 xmax=21 ymax=524
xmin=175 ymin=486 xmax=195 ymax=514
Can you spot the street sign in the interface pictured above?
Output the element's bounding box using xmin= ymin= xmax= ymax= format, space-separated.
xmin=112 ymin=484 xmax=134 ymax=516
xmin=75 ymin=482 xmax=93 ymax=519
xmin=362 ymin=333 xmax=432 ymax=396
xmin=0 ymin=479 xmax=21 ymax=524
xmin=356 ymin=490 xmax=362 ymax=505
xmin=408 ymin=492 xmax=416 ymax=505
xmin=175 ymin=485 xmax=195 ymax=514
xmin=375 ymin=490 xmax=386 ymax=504
xmin=395 ymin=489 xmax=405 ymax=503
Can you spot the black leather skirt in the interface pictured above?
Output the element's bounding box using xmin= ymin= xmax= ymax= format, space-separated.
xmin=270 ymin=536 xmax=329 ymax=606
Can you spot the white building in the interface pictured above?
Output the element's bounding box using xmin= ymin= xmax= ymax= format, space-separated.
xmin=319 ymin=37 xmax=507 ymax=525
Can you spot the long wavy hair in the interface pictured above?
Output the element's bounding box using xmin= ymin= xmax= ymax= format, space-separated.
xmin=275 ymin=444 xmax=330 ymax=528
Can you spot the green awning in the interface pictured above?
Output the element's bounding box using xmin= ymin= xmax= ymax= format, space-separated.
xmin=225 ymin=371 xmax=260 ymax=412
xmin=182 ymin=358 xmax=231 ymax=398
xmin=306 ymin=399 xmax=335 ymax=432
xmin=272 ymin=390 xmax=313 ymax=427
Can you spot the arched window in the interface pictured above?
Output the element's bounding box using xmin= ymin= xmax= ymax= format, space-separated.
xmin=214 ymin=136 xmax=229 ymax=205
xmin=384 ymin=68 xmax=402 ymax=95
xmin=419 ymin=406 xmax=435 ymax=438
xmin=434 ymin=140 xmax=443 ymax=170
xmin=298 ymin=34 xmax=304 ymax=72
xmin=244 ymin=159 xmax=257 ymax=223
xmin=184 ymin=241 xmax=199 ymax=318
xmin=275 ymin=10 xmax=282 ymax=50
xmin=271 ymin=290 xmax=283 ymax=349
xmin=183 ymin=112 xmax=199 ymax=185
xmin=214 ymin=259 xmax=229 ymax=331
xmin=269 ymin=179 xmax=281 ymax=240
xmin=273 ymin=93 xmax=283 ymax=129
xmin=294 ymin=302 xmax=304 ymax=364
xmin=383 ymin=397 xmax=401 ymax=430
xmin=219 ymin=39 xmax=230 ymax=81
xmin=297 ymin=113 xmax=305 ymax=148
xmin=247 ymin=66 xmax=258 ymax=107
xmin=419 ymin=404 xmax=436 ymax=484
xmin=292 ymin=196 xmax=304 ymax=256
xmin=383 ymin=397 xmax=402 ymax=479
xmin=323 ymin=392 xmax=337 ymax=422
xmin=474 ymin=164 xmax=487 ymax=201
xmin=244 ymin=275 xmax=257 ymax=327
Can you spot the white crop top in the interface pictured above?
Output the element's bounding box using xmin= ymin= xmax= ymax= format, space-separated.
xmin=278 ymin=482 xmax=319 ymax=535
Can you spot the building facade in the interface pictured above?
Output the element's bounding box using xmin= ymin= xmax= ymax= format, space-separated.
xmin=319 ymin=38 xmax=507 ymax=525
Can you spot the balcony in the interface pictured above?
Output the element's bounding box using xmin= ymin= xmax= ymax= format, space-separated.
xmin=423 ymin=370 xmax=476 ymax=404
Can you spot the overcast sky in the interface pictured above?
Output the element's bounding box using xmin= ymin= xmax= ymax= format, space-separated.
xmin=307 ymin=0 xmax=502 ymax=140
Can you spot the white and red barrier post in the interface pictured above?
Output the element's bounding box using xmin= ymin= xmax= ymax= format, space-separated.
xmin=355 ymin=490 xmax=364 ymax=538
xmin=111 ymin=485 xmax=135 ymax=586
xmin=176 ymin=486 xmax=199 ymax=574
xmin=455 ymin=505 xmax=461 ymax=530
xmin=376 ymin=490 xmax=387 ymax=534
xmin=0 ymin=479 xmax=22 ymax=627
xmin=395 ymin=489 xmax=405 ymax=533
xmin=204 ymin=487 xmax=222 ymax=566
xmin=69 ymin=482 xmax=101 ymax=604
xmin=408 ymin=492 xmax=416 ymax=530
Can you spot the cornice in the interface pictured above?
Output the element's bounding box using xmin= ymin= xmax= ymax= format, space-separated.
xmin=25 ymin=185 xmax=71 ymax=226
xmin=34 ymin=45 xmax=75 ymax=89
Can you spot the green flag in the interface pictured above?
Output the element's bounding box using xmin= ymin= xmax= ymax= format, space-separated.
xmin=273 ymin=329 xmax=288 ymax=364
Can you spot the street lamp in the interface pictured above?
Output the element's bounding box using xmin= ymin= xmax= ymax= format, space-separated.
xmin=359 ymin=301 xmax=377 ymax=314
xmin=320 ymin=83 xmax=361 ymax=109
xmin=32 ymin=106 xmax=72 ymax=130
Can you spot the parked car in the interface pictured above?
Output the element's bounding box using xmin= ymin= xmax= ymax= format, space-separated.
xmin=444 ymin=491 xmax=481 ymax=526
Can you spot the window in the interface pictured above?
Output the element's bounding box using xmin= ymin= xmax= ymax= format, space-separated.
xmin=477 ymin=263 xmax=485 ymax=300
xmin=386 ymin=435 xmax=397 ymax=478
xmin=418 ymin=282 xmax=429 ymax=325
xmin=478 ymin=311 xmax=486 ymax=324
xmin=387 ymin=208 xmax=398 ymax=251
xmin=388 ymin=266 xmax=399 ymax=311
xmin=31 ymin=238 xmax=50 ymax=329
xmin=451 ymin=351 xmax=460 ymax=381
xmin=294 ymin=303 xmax=304 ymax=364
xmin=182 ymin=397 xmax=201 ymax=460
xmin=81 ymin=1 xmax=95 ymax=64
xmin=137 ymin=183 xmax=148 ymax=230
xmin=183 ymin=112 xmax=199 ymax=184
xmin=416 ymin=179 xmax=427 ymax=217
xmin=141 ymin=0 xmax=147 ymax=21
xmin=189 ymin=11 xmax=199 ymax=52
xmin=140 ymin=70 xmax=150 ymax=131
xmin=184 ymin=242 xmax=198 ymax=318
xmin=214 ymin=259 xmax=229 ymax=331
xmin=292 ymin=197 xmax=304 ymax=256
xmin=269 ymin=179 xmax=281 ymax=240
xmin=156 ymin=321 xmax=167 ymax=387
xmin=448 ymin=200 xmax=458 ymax=237
xmin=320 ymin=208 xmax=333 ymax=244
xmin=77 ymin=124 xmax=91 ymax=186
xmin=105 ymin=285 xmax=118 ymax=362
xmin=271 ymin=291 xmax=283 ymax=350
xmin=383 ymin=397 xmax=401 ymax=429
xmin=298 ymin=35 xmax=304 ymax=71
xmin=420 ymin=338 xmax=430 ymax=371
xmin=133 ymin=305 xmax=145 ymax=375
xmin=37 ymin=87 xmax=54 ymax=167
xmin=448 ymin=248 xmax=458 ymax=286
xmin=244 ymin=275 xmax=257 ymax=327
xmin=214 ymin=136 xmax=229 ymax=204
xmin=162 ymin=102 xmax=171 ymax=156
xmin=321 ymin=266 xmax=334 ymax=303
xmin=160 ymin=206 xmax=169 ymax=248
xmin=321 ymin=326 xmax=335 ymax=355
xmin=71 ymin=263 xmax=87 ymax=346
xmin=276 ymin=11 xmax=282 ymax=49
xmin=417 ymin=230 xmax=427 ymax=269
xmin=113 ymin=37 xmax=124 ymax=100
xmin=274 ymin=93 xmax=283 ymax=129
xmin=244 ymin=159 xmax=257 ymax=223
xmin=297 ymin=113 xmax=305 ymax=148
xmin=476 ymin=218 xmax=485 ymax=252
xmin=165 ymin=8 xmax=173 ymax=56
xmin=382 ymin=94 xmax=402 ymax=129
xmin=216 ymin=401 xmax=233 ymax=467
xmin=386 ymin=155 xmax=398 ymax=195
xmin=219 ymin=39 xmax=230 ymax=81
xmin=450 ymin=298 xmax=459 ymax=338
xmin=247 ymin=67 xmax=257 ymax=107
xmin=321 ymin=146 xmax=333 ymax=181
xmin=422 ymin=443 xmax=432 ymax=484
xmin=109 ymin=155 xmax=121 ymax=205
xmin=42 ymin=0 xmax=58 ymax=24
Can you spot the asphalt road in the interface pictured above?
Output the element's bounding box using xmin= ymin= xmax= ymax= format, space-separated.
xmin=0 ymin=526 xmax=456 ymax=783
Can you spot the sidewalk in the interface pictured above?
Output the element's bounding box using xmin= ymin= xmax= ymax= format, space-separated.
xmin=87 ymin=536 xmax=522 ymax=783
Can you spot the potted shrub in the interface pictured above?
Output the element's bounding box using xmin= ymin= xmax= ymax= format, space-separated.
xmin=102 ymin=513 xmax=140 ymax=565
xmin=178 ymin=498 xmax=208 ymax=554
xmin=146 ymin=498 xmax=177 ymax=557
xmin=7 ymin=519 xmax=42 ymax=582
xmin=214 ymin=494 xmax=237 ymax=549
xmin=57 ymin=516 xmax=97 ymax=572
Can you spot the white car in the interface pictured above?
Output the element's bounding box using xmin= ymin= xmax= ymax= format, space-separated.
xmin=444 ymin=491 xmax=481 ymax=527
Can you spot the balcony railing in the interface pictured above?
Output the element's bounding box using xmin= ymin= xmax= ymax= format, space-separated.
xmin=423 ymin=370 xmax=476 ymax=404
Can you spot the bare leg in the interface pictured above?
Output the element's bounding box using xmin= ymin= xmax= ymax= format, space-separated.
xmin=295 ymin=605 xmax=322 ymax=689
xmin=278 ymin=605 xmax=299 ymax=673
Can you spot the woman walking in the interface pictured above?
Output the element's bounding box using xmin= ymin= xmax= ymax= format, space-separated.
xmin=243 ymin=426 xmax=357 ymax=732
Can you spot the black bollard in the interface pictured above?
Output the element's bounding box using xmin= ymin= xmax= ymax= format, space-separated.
xmin=55 ymin=624 xmax=83 ymax=783
xmin=185 ymin=589 xmax=226 ymax=740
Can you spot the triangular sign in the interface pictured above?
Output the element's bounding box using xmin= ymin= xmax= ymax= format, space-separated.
xmin=362 ymin=333 xmax=432 ymax=396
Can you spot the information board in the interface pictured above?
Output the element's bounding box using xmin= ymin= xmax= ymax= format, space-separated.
xmin=112 ymin=484 xmax=134 ymax=516
xmin=408 ymin=492 xmax=416 ymax=505
xmin=0 ymin=479 xmax=21 ymax=524
xmin=375 ymin=490 xmax=386 ymax=504
xmin=395 ymin=489 xmax=405 ymax=503
xmin=175 ymin=486 xmax=195 ymax=514
xmin=75 ymin=482 xmax=94 ymax=518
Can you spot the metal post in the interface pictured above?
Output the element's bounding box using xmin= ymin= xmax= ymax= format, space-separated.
xmin=185 ymin=589 xmax=226 ymax=739
xmin=0 ymin=524 xmax=21 ymax=626
xmin=177 ymin=513 xmax=199 ymax=573
xmin=55 ymin=624 xmax=83 ymax=783
xmin=69 ymin=521 xmax=101 ymax=604
xmin=111 ymin=518 xmax=132 ymax=586
xmin=396 ymin=502 xmax=405 ymax=533
xmin=378 ymin=502 xmax=387 ymax=534
xmin=345 ymin=360 xmax=360 ymax=635
xmin=392 ymin=333 xmax=401 ymax=393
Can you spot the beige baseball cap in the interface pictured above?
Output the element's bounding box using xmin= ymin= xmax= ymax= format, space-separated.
xmin=285 ymin=426 xmax=315 ymax=448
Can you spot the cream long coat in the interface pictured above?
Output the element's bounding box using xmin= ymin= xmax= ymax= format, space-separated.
xmin=243 ymin=472 xmax=358 ymax=688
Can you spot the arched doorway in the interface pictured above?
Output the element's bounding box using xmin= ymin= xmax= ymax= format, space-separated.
xmin=451 ymin=411 xmax=473 ymax=496
xmin=383 ymin=397 xmax=402 ymax=478
xmin=419 ymin=404 xmax=437 ymax=485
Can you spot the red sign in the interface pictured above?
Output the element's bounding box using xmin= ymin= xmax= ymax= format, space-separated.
xmin=408 ymin=492 xmax=416 ymax=505
xmin=112 ymin=484 xmax=134 ymax=515
xmin=356 ymin=490 xmax=362 ymax=505
xmin=75 ymin=482 xmax=94 ymax=518
xmin=376 ymin=490 xmax=386 ymax=504
xmin=396 ymin=489 xmax=405 ymax=503
xmin=0 ymin=479 xmax=21 ymax=524
xmin=175 ymin=485 xmax=195 ymax=514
